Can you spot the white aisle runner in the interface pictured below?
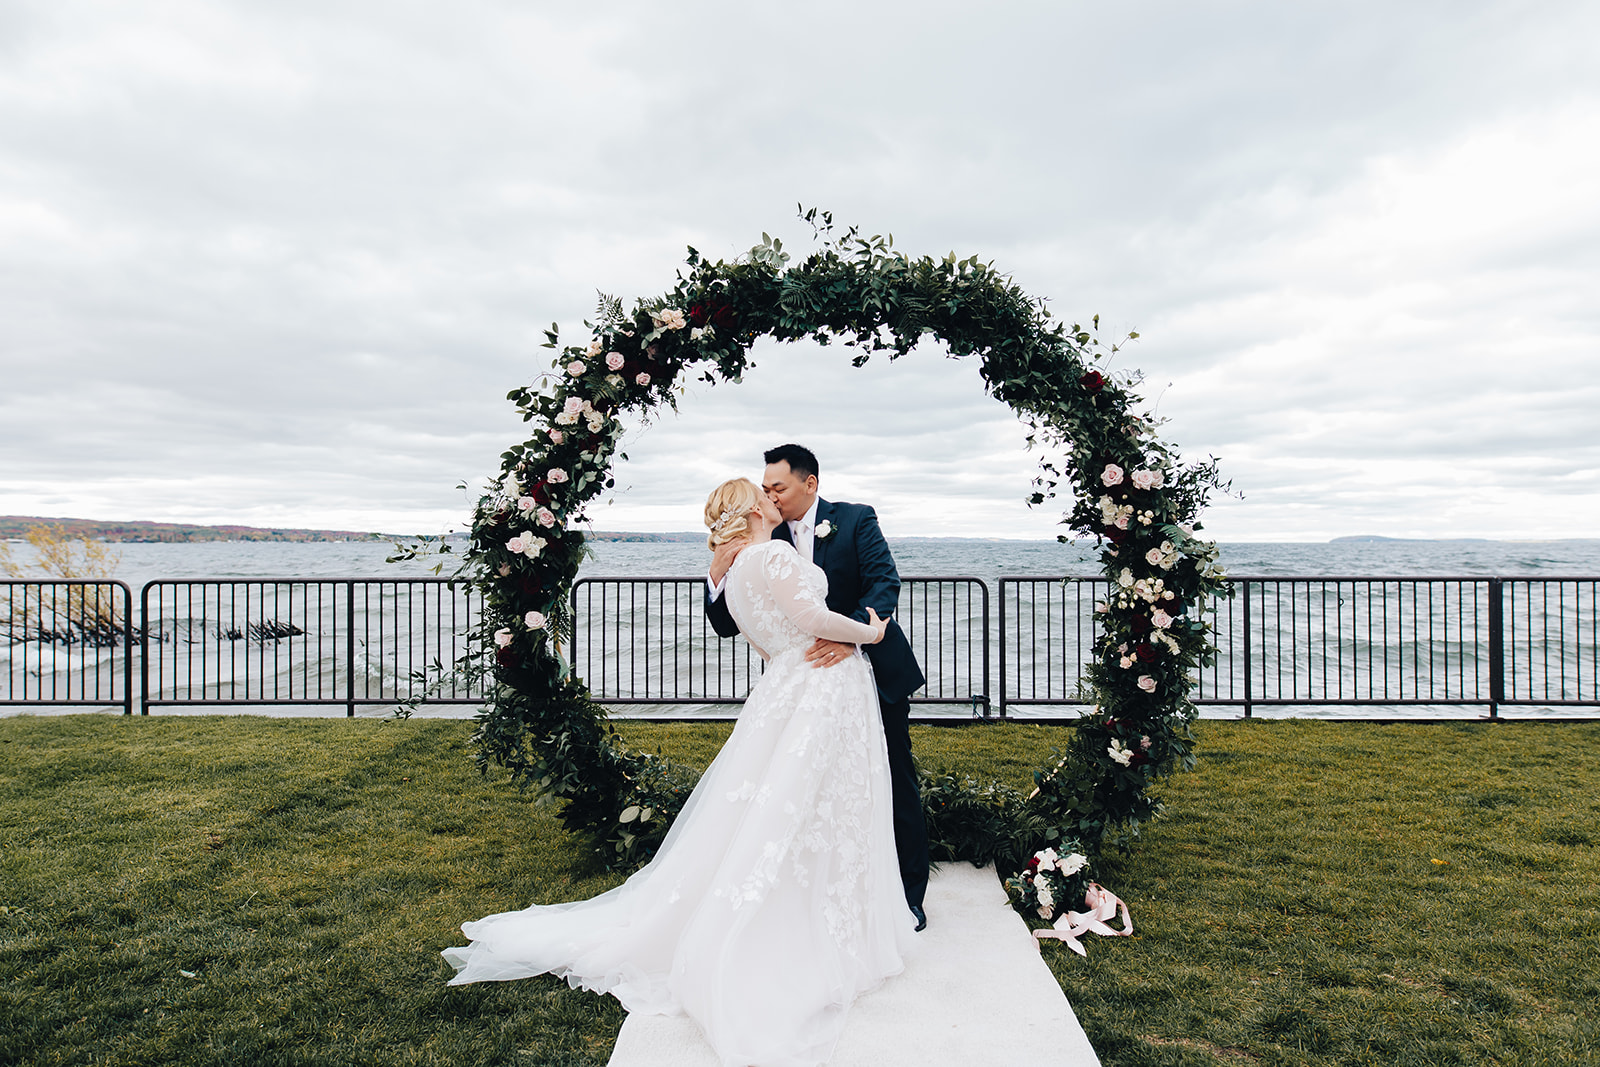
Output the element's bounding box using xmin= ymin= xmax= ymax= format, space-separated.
xmin=606 ymin=862 xmax=1101 ymax=1066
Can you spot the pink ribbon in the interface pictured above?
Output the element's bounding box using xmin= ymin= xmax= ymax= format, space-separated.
xmin=1033 ymin=883 xmax=1133 ymax=957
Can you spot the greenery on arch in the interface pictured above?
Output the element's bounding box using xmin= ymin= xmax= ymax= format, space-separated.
xmin=441 ymin=211 xmax=1231 ymax=892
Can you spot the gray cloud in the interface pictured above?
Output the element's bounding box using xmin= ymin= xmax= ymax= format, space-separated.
xmin=3 ymin=0 xmax=1598 ymax=540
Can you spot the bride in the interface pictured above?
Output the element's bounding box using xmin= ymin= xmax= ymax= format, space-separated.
xmin=443 ymin=477 xmax=918 ymax=1067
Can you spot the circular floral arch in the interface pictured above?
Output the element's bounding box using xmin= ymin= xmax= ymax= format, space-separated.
xmin=458 ymin=213 xmax=1230 ymax=881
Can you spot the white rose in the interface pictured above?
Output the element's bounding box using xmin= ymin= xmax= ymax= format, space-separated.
xmin=1108 ymin=740 xmax=1133 ymax=766
xmin=524 ymin=610 xmax=546 ymax=629
xmin=521 ymin=536 xmax=546 ymax=559
xmin=586 ymin=414 xmax=605 ymax=432
xmin=555 ymin=411 xmax=579 ymax=425
xmin=1118 ymin=568 xmax=1135 ymax=588
xmin=605 ymin=374 xmax=623 ymax=387
xmin=584 ymin=338 xmax=603 ymax=358
xmin=689 ymin=327 xmax=705 ymax=340
xmin=1058 ymin=852 xmax=1087 ymax=876
xmin=493 ymin=627 xmax=513 ymax=648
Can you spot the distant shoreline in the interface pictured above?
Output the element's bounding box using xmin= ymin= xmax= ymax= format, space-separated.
xmin=4 ymin=516 xmax=1597 ymax=546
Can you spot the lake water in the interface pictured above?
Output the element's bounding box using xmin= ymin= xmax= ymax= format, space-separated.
xmin=84 ymin=536 xmax=1600 ymax=588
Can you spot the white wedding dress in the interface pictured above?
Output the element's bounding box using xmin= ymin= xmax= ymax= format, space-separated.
xmin=443 ymin=538 xmax=916 ymax=1067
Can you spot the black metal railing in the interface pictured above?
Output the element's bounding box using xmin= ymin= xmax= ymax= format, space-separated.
xmin=572 ymin=577 xmax=992 ymax=717
xmin=998 ymin=576 xmax=1600 ymax=718
xmin=2 ymin=575 xmax=1595 ymax=721
xmin=2 ymin=580 xmax=134 ymax=715
xmin=140 ymin=579 xmax=486 ymax=716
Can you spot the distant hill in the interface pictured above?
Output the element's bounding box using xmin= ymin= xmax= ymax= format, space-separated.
xmin=1 ymin=516 xmax=391 ymax=543
xmin=1330 ymin=535 xmax=1492 ymax=543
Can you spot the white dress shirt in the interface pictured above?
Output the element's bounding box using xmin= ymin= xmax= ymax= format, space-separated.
xmin=706 ymin=497 xmax=820 ymax=602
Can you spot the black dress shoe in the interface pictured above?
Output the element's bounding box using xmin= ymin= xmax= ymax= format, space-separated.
xmin=910 ymin=905 xmax=927 ymax=932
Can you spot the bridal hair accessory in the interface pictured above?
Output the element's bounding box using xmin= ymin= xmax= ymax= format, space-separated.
xmin=709 ymin=509 xmax=735 ymax=532
xmin=1033 ymin=883 xmax=1133 ymax=957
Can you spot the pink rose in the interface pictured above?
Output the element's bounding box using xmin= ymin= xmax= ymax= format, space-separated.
xmin=1151 ymin=608 xmax=1173 ymax=629
xmin=548 ymin=429 xmax=564 ymax=445
xmin=563 ymin=397 xmax=585 ymax=415
xmin=547 ymin=468 xmax=568 ymax=484
xmin=1115 ymin=514 xmax=1130 ymax=530
xmin=536 ymin=507 xmax=557 ymax=528
xmin=635 ymin=372 xmax=650 ymax=386
xmin=1131 ymin=469 xmax=1164 ymax=490
xmin=493 ymin=627 xmax=513 ymax=648
xmin=524 ymin=610 xmax=546 ymax=629
xmin=1137 ymin=675 xmax=1157 ymax=693
xmin=517 ymin=496 xmax=536 ymax=513
xmin=605 ymin=352 xmax=625 ymax=371
xmin=1101 ymin=464 xmax=1124 ymax=487
xmin=566 ymin=360 xmax=586 ymax=377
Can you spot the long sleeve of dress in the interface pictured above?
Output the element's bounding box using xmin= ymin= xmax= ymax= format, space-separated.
xmin=762 ymin=543 xmax=880 ymax=645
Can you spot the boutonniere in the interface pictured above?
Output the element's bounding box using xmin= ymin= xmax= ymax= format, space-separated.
xmin=814 ymin=519 xmax=836 ymax=541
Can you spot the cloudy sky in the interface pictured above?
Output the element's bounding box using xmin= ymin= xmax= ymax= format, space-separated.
xmin=3 ymin=1 xmax=1597 ymax=541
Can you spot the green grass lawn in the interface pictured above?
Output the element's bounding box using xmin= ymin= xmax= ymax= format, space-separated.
xmin=1 ymin=715 xmax=1596 ymax=1066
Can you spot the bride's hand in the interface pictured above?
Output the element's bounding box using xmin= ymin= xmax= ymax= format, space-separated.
xmin=865 ymin=607 xmax=890 ymax=644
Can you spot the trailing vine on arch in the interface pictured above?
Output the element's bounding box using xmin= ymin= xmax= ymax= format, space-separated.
xmin=430 ymin=210 xmax=1230 ymax=895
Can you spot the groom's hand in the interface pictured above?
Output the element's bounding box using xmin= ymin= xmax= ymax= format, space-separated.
xmin=709 ymin=537 xmax=749 ymax=585
xmin=806 ymin=637 xmax=855 ymax=669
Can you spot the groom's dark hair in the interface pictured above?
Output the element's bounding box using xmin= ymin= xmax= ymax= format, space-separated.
xmin=764 ymin=444 xmax=818 ymax=481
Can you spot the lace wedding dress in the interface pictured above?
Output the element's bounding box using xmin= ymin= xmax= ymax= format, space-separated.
xmin=443 ymin=539 xmax=916 ymax=1067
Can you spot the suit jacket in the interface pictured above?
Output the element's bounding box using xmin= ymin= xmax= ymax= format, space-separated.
xmin=704 ymin=498 xmax=926 ymax=703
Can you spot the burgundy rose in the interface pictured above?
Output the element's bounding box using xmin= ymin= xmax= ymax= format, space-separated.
xmin=1130 ymin=614 xmax=1153 ymax=636
xmin=516 ymin=574 xmax=544 ymax=597
xmin=1135 ymin=643 xmax=1158 ymax=664
xmin=495 ymin=646 xmax=518 ymax=670
xmin=711 ymin=304 xmax=737 ymax=329
xmin=689 ymin=303 xmax=709 ymax=328
xmin=1080 ymin=370 xmax=1104 ymax=392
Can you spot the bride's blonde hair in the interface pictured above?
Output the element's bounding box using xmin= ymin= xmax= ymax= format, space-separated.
xmin=705 ymin=477 xmax=762 ymax=549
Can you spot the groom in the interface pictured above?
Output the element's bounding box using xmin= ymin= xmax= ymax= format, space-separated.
xmin=704 ymin=444 xmax=930 ymax=930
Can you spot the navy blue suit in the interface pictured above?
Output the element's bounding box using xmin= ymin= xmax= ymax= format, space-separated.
xmin=705 ymin=499 xmax=930 ymax=909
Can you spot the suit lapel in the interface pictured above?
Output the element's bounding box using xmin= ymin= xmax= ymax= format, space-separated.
xmin=811 ymin=499 xmax=833 ymax=570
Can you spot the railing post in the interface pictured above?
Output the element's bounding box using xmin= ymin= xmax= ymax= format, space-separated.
xmin=120 ymin=581 xmax=133 ymax=716
xmin=980 ymin=578 xmax=991 ymax=719
xmin=1488 ymin=577 xmax=1503 ymax=719
xmin=138 ymin=581 xmax=152 ymax=715
xmin=1241 ymin=579 xmax=1253 ymax=719
xmin=345 ymin=581 xmax=356 ymax=718
xmin=997 ymin=579 xmax=1008 ymax=719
